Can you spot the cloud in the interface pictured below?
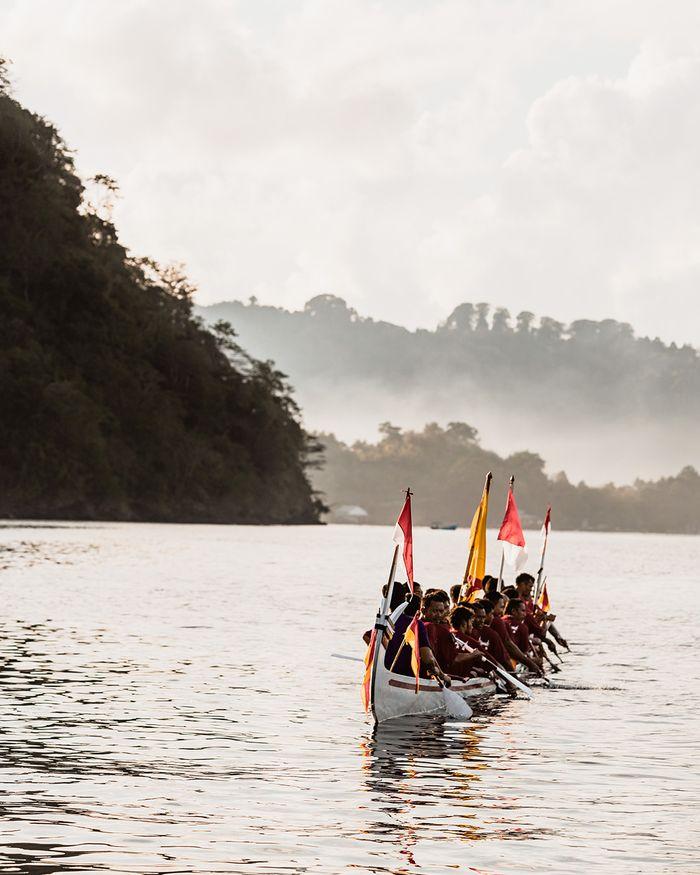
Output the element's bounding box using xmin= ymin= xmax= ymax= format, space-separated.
xmin=2 ymin=0 xmax=700 ymax=344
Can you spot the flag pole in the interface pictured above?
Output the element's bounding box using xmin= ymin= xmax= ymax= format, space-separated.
xmin=369 ymin=487 xmax=411 ymax=721
xmin=460 ymin=471 xmax=492 ymax=597
xmin=368 ymin=542 xmax=400 ymax=721
xmin=383 ymin=486 xmax=412 ymax=615
xmin=497 ymin=475 xmax=515 ymax=592
xmin=534 ymin=507 xmax=550 ymax=605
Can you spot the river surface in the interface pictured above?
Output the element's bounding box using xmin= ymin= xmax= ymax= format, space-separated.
xmin=0 ymin=522 xmax=698 ymax=875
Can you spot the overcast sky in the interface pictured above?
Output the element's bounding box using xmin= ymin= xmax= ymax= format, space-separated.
xmin=3 ymin=0 xmax=700 ymax=344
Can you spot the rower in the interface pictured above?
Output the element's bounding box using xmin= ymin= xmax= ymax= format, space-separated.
xmin=470 ymin=599 xmax=513 ymax=670
xmin=449 ymin=605 xmax=480 ymax=648
xmin=487 ymin=591 xmax=544 ymax=676
xmin=505 ymin=598 xmax=543 ymax=671
xmin=383 ymin=589 xmax=450 ymax=686
xmin=452 ymin=604 xmax=518 ymax=695
xmin=362 ymin=581 xmax=416 ymax=645
xmin=515 ymin=572 xmax=563 ymax=656
xmin=483 ymin=575 xmax=498 ymax=596
xmin=422 ymin=590 xmax=487 ymax=677
xmin=523 ymin=573 xmax=569 ymax=650
xmin=515 ymin=572 xmax=548 ymax=639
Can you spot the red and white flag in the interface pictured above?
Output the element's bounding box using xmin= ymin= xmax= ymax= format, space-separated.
xmin=497 ymin=487 xmax=528 ymax=571
xmin=541 ymin=505 xmax=552 ymax=538
xmin=393 ymin=492 xmax=414 ymax=592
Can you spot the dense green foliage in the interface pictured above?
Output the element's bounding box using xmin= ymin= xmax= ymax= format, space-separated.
xmin=315 ymin=422 xmax=700 ymax=533
xmin=0 ymin=68 xmax=322 ymax=523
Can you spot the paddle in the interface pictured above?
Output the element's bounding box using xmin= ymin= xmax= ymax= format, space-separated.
xmin=454 ymin=639 xmax=534 ymax=699
xmin=486 ymin=660 xmax=533 ymax=699
xmin=542 ymin=650 xmax=561 ymax=672
xmin=442 ymin=686 xmax=473 ymax=719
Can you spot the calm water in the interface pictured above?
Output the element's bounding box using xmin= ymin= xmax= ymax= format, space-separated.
xmin=0 ymin=522 xmax=698 ymax=875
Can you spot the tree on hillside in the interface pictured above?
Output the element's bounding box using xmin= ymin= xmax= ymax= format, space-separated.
xmin=491 ymin=307 xmax=512 ymax=333
xmin=474 ymin=302 xmax=490 ymax=332
xmin=442 ymin=302 xmax=475 ymax=332
xmin=311 ymin=422 xmax=700 ymax=533
xmin=0 ymin=61 xmax=322 ymax=523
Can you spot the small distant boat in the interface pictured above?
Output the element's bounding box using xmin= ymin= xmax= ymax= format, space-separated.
xmin=430 ymin=523 xmax=458 ymax=530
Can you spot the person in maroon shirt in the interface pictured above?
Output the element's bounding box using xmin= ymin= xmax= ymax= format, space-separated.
xmin=515 ymin=573 xmax=564 ymax=659
xmin=515 ymin=572 xmax=536 ymax=608
xmin=505 ymin=598 xmax=543 ymax=672
xmin=449 ymin=605 xmax=493 ymax=675
xmin=449 ymin=605 xmax=480 ymax=648
xmin=470 ymin=601 xmax=512 ymax=671
xmin=383 ymin=592 xmax=449 ymax=685
xmin=422 ymin=590 xmax=485 ymax=677
xmin=452 ymin=605 xmax=522 ymax=695
xmin=488 ymin=592 xmax=543 ymax=676
xmin=515 ymin=574 xmax=544 ymax=631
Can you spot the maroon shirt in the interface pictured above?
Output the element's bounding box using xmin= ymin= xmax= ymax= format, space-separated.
xmin=525 ymin=612 xmax=546 ymax=639
xmin=453 ymin=629 xmax=480 ymax=650
xmin=506 ymin=616 xmax=531 ymax=653
xmin=491 ymin=614 xmax=514 ymax=645
xmin=424 ymin=621 xmax=460 ymax=674
xmin=476 ymin=623 xmax=512 ymax=669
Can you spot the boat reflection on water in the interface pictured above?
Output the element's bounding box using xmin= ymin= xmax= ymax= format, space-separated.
xmin=360 ymin=712 xmax=491 ymax=842
xmin=358 ymin=698 xmax=548 ymax=861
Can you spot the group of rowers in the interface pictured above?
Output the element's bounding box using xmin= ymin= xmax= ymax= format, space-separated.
xmin=363 ymin=573 xmax=569 ymax=690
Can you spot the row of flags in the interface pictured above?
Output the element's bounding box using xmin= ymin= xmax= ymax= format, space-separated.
xmin=394 ymin=479 xmax=552 ymax=604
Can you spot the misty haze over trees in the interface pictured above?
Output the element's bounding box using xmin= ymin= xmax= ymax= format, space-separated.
xmin=0 ymin=64 xmax=322 ymax=523
xmin=199 ymin=294 xmax=700 ymax=484
xmin=316 ymin=423 xmax=700 ymax=533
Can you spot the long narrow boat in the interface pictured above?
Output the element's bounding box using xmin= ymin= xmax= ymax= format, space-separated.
xmin=369 ymin=623 xmax=497 ymax=723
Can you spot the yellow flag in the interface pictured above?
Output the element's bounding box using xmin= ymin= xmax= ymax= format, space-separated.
xmin=403 ymin=615 xmax=421 ymax=693
xmin=360 ymin=630 xmax=376 ymax=712
xmin=461 ymin=474 xmax=491 ymax=602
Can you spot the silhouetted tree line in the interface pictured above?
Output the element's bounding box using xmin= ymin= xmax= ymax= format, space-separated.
xmin=0 ymin=63 xmax=322 ymax=523
xmin=200 ymin=293 xmax=699 ymax=421
xmin=314 ymin=422 xmax=700 ymax=533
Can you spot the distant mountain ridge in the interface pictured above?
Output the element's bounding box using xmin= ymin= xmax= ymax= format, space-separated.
xmin=197 ymin=295 xmax=700 ymax=483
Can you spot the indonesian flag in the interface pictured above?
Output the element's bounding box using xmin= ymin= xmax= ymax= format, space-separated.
xmin=393 ymin=492 xmax=414 ymax=592
xmin=461 ymin=475 xmax=491 ymax=602
xmin=360 ymin=628 xmax=377 ymax=712
xmin=497 ymin=486 xmax=528 ymax=571
xmin=403 ymin=614 xmax=421 ymax=693
xmin=538 ymin=581 xmax=551 ymax=613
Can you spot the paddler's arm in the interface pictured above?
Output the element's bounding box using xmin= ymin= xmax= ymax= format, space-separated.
xmin=502 ymin=635 xmax=544 ymax=676
xmin=420 ymin=647 xmax=451 ymax=688
xmin=452 ymin=650 xmax=488 ymax=671
xmin=549 ymin=623 xmax=568 ymax=648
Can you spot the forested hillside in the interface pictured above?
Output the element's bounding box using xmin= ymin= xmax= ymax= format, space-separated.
xmin=315 ymin=423 xmax=700 ymax=533
xmin=199 ymin=295 xmax=700 ymax=483
xmin=0 ymin=65 xmax=322 ymax=523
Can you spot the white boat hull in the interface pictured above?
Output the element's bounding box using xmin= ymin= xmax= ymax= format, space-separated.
xmin=370 ymin=639 xmax=497 ymax=724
